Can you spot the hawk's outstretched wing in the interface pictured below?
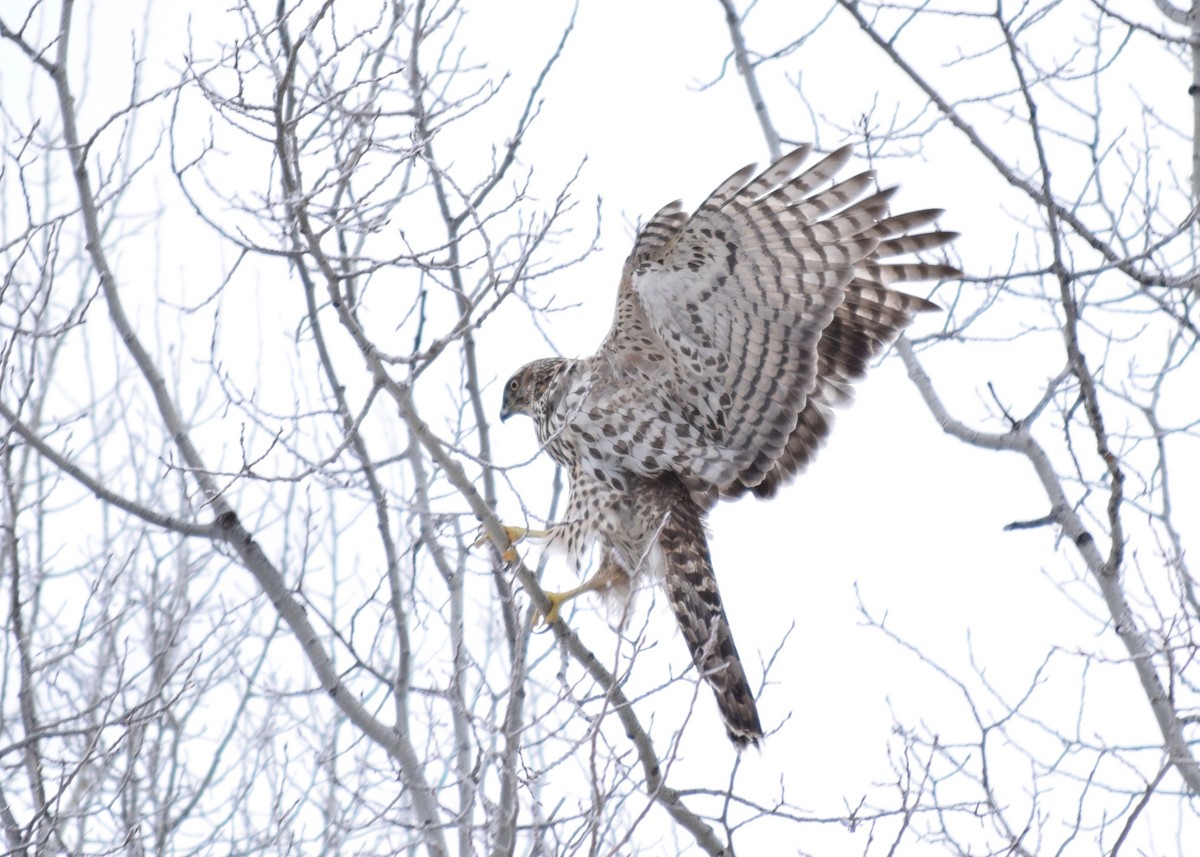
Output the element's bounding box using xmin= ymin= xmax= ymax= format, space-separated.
xmin=598 ymin=145 xmax=956 ymax=496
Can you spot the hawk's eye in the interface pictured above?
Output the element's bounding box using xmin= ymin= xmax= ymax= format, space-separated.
xmin=508 ymin=378 xmax=519 ymax=392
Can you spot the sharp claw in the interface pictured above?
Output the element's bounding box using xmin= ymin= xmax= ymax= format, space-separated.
xmin=474 ymin=524 xmax=539 ymax=561
xmin=531 ymin=589 xmax=575 ymax=627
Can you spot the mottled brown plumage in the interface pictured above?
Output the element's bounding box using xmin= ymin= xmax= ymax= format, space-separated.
xmin=501 ymin=145 xmax=958 ymax=748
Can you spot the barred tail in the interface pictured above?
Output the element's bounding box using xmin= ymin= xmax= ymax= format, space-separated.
xmin=659 ymin=493 xmax=763 ymax=749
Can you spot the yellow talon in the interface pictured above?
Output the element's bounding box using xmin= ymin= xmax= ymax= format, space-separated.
xmin=532 ymin=586 xmax=584 ymax=627
xmin=530 ymin=557 xmax=629 ymax=627
xmin=472 ymin=524 xmax=548 ymax=563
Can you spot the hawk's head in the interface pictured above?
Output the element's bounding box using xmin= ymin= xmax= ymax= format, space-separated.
xmin=500 ymin=358 xmax=565 ymax=422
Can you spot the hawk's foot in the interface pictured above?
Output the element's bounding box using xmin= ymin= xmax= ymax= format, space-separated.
xmin=473 ymin=524 xmax=548 ymax=563
xmin=531 ymin=560 xmax=626 ymax=627
xmin=532 ymin=585 xmax=588 ymax=627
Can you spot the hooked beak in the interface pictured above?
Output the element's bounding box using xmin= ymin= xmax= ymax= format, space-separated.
xmin=500 ymin=405 xmax=512 ymax=423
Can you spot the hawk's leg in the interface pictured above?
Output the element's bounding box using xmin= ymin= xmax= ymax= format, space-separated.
xmin=534 ymin=556 xmax=628 ymax=626
xmin=474 ymin=524 xmax=548 ymax=563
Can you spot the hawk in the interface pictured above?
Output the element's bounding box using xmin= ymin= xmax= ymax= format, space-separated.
xmin=499 ymin=144 xmax=958 ymax=748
